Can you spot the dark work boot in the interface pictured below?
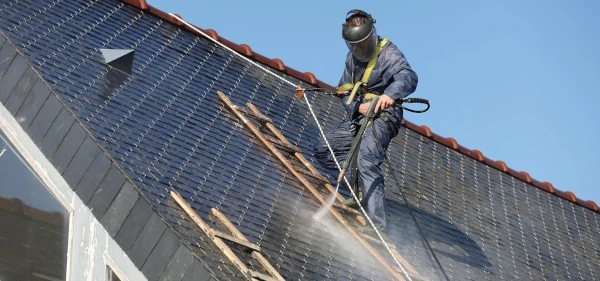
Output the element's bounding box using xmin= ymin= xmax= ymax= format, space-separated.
xmin=341 ymin=190 xmax=362 ymax=209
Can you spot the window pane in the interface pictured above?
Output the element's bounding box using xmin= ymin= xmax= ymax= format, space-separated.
xmin=108 ymin=267 xmax=122 ymax=281
xmin=0 ymin=130 xmax=69 ymax=281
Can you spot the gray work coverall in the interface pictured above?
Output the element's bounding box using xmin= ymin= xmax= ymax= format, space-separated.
xmin=313 ymin=37 xmax=418 ymax=229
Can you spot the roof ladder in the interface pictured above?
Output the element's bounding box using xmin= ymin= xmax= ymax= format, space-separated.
xmin=171 ymin=191 xmax=285 ymax=281
xmin=217 ymin=90 xmax=425 ymax=281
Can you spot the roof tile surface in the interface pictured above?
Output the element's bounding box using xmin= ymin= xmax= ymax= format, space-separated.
xmin=0 ymin=0 xmax=598 ymax=280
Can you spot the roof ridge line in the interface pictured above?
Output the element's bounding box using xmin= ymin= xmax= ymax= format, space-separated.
xmin=120 ymin=0 xmax=599 ymax=213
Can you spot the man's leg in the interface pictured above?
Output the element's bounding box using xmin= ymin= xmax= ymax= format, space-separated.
xmin=312 ymin=119 xmax=353 ymax=186
xmin=357 ymin=110 xmax=401 ymax=231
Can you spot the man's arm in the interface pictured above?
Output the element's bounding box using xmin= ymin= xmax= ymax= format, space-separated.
xmin=369 ymin=47 xmax=418 ymax=113
xmin=382 ymin=48 xmax=418 ymax=101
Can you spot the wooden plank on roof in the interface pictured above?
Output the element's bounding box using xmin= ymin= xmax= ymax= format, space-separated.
xmin=235 ymin=105 xmax=273 ymax=124
xmin=170 ymin=191 xmax=252 ymax=279
xmin=264 ymin=134 xmax=302 ymax=154
xmin=249 ymin=270 xmax=280 ymax=281
xmin=210 ymin=229 xmax=261 ymax=252
xmin=211 ymin=208 xmax=286 ymax=281
xmin=290 ymin=161 xmax=330 ymax=184
xmin=333 ymin=203 xmax=362 ymax=216
xmin=246 ymin=103 xmax=345 ymax=203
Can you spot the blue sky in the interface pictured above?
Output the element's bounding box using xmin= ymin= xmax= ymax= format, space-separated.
xmin=149 ymin=0 xmax=600 ymax=204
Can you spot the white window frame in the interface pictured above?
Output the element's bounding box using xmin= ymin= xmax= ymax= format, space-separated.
xmin=105 ymin=253 xmax=129 ymax=281
xmin=0 ymin=114 xmax=74 ymax=281
xmin=0 ymin=84 xmax=147 ymax=281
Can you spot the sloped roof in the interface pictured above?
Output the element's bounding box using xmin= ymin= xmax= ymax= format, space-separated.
xmin=118 ymin=0 xmax=598 ymax=213
xmin=0 ymin=0 xmax=598 ymax=280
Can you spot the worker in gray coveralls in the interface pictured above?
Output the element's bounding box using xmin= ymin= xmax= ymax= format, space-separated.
xmin=313 ymin=9 xmax=418 ymax=235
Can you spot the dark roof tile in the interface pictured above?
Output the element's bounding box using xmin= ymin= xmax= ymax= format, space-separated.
xmin=1 ymin=0 xmax=598 ymax=280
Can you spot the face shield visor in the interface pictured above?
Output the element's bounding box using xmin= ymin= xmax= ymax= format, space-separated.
xmin=342 ymin=9 xmax=378 ymax=62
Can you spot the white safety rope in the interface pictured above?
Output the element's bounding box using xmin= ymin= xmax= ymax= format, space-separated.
xmin=169 ymin=14 xmax=412 ymax=280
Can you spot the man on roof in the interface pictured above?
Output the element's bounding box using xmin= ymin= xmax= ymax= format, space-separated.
xmin=313 ymin=9 xmax=418 ymax=235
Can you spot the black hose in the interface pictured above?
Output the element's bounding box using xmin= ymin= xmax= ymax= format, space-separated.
xmin=370 ymin=117 xmax=451 ymax=281
xmin=399 ymin=98 xmax=430 ymax=113
xmin=310 ymin=89 xmax=431 ymax=114
xmin=337 ymin=97 xmax=381 ymax=183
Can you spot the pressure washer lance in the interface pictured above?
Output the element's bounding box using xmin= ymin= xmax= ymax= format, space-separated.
xmin=337 ymin=96 xmax=381 ymax=184
xmin=295 ymin=86 xmax=346 ymax=99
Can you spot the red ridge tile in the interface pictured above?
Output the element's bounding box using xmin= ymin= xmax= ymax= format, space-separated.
xmin=544 ymin=181 xmax=556 ymax=193
xmin=471 ymin=149 xmax=484 ymax=161
xmin=316 ymin=80 xmax=333 ymax=89
xmin=239 ymin=44 xmax=253 ymax=57
xmin=564 ymin=191 xmax=577 ymax=202
xmin=520 ymin=171 xmax=532 ymax=183
xmin=122 ymin=0 xmax=148 ymax=9
xmin=420 ymin=125 xmax=432 ymax=137
xmin=445 ymin=137 xmax=459 ymax=149
xmin=305 ymin=72 xmax=317 ymax=84
xmin=253 ymin=53 xmax=287 ymax=75
xmin=272 ymin=59 xmax=286 ymax=71
xmin=205 ymin=29 xmax=219 ymax=41
xmin=284 ymin=67 xmax=312 ymax=85
xmin=219 ymin=37 xmax=246 ymax=55
xmin=457 ymin=145 xmax=475 ymax=160
xmin=482 ymin=157 xmax=503 ymax=172
xmin=555 ymin=190 xmax=577 ymax=203
xmin=585 ymin=200 xmax=598 ymax=211
xmin=507 ymin=167 xmax=529 ymax=183
xmin=147 ymin=5 xmax=180 ymax=25
xmin=431 ymin=133 xmax=453 ymax=148
xmin=577 ymin=199 xmax=595 ymax=211
xmin=532 ymin=179 xmax=550 ymax=193
xmin=495 ymin=160 xmax=508 ymax=172
xmin=405 ymin=121 xmax=426 ymax=136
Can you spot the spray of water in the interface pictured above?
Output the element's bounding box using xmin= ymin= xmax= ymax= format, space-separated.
xmin=312 ymin=182 xmax=340 ymax=220
xmin=300 ymin=190 xmax=377 ymax=278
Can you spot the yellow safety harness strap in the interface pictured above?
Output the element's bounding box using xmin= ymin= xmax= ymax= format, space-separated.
xmin=344 ymin=38 xmax=389 ymax=105
xmin=361 ymin=38 xmax=388 ymax=83
xmin=337 ymin=83 xmax=355 ymax=93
